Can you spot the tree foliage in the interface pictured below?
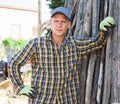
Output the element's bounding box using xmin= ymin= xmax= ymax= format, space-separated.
xmin=49 ymin=0 xmax=65 ymax=9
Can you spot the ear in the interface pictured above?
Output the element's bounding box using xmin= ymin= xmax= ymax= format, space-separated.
xmin=68 ymin=21 xmax=71 ymax=29
xmin=50 ymin=20 xmax=52 ymax=26
xmin=50 ymin=19 xmax=52 ymax=28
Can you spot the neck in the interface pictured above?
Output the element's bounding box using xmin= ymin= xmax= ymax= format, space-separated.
xmin=52 ymin=35 xmax=64 ymax=44
xmin=52 ymin=34 xmax=65 ymax=50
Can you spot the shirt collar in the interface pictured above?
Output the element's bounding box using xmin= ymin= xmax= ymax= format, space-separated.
xmin=46 ymin=31 xmax=70 ymax=45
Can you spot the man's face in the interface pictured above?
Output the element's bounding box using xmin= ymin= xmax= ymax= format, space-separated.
xmin=50 ymin=13 xmax=71 ymax=37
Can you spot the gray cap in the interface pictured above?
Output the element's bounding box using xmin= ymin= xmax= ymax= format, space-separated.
xmin=51 ymin=7 xmax=70 ymax=20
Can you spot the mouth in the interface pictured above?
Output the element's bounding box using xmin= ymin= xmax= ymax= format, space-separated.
xmin=56 ymin=29 xmax=62 ymax=32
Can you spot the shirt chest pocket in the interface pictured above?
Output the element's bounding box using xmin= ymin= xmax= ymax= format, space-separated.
xmin=39 ymin=47 xmax=55 ymax=68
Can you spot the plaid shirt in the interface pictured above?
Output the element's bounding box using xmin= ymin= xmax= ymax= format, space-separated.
xmin=9 ymin=32 xmax=107 ymax=104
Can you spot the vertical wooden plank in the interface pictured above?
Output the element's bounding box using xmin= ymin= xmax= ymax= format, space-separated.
xmin=117 ymin=0 xmax=120 ymax=101
xmin=68 ymin=0 xmax=79 ymax=36
xmin=102 ymin=0 xmax=114 ymax=103
xmin=83 ymin=0 xmax=93 ymax=37
xmin=96 ymin=58 xmax=104 ymax=104
xmin=110 ymin=0 xmax=120 ymax=103
xmin=92 ymin=0 xmax=100 ymax=36
xmin=102 ymin=37 xmax=112 ymax=104
xmin=91 ymin=51 xmax=101 ymax=104
xmin=79 ymin=55 xmax=89 ymax=104
xmin=64 ymin=0 xmax=75 ymax=10
xmin=74 ymin=0 xmax=85 ymax=38
xmin=91 ymin=0 xmax=101 ymax=104
xmin=85 ymin=53 xmax=97 ymax=104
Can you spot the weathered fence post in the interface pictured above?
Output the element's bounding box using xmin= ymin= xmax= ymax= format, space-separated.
xmin=65 ymin=0 xmax=120 ymax=104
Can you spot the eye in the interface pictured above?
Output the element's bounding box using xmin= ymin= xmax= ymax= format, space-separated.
xmin=62 ymin=21 xmax=66 ymax=23
xmin=54 ymin=20 xmax=58 ymax=23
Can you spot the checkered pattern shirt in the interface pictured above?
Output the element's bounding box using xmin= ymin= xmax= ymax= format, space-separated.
xmin=9 ymin=31 xmax=107 ymax=104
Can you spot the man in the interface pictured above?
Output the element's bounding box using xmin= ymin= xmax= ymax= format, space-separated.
xmin=9 ymin=7 xmax=115 ymax=104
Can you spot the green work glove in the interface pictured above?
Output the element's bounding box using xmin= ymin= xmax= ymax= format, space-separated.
xmin=100 ymin=16 xmax=115 ymax=31
xmin=19 ymin=86 xmax=37 ymax=99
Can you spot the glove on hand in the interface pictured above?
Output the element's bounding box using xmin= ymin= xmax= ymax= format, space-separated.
xmin=19 ymin=86 xmax=37 ymax=99
xmin=100 ymin=16 xmax=115 ymax=32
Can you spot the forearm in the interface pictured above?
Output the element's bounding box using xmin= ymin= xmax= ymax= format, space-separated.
xmin=9 ymin=53 xmax=25 ymax=93
xmin=76 ymin=31 xmax=108 ymax=54
xmin=9 ymin=39 xmax=36 ymax=93
xmin=9 ymin=64 xmax=24 ymax=93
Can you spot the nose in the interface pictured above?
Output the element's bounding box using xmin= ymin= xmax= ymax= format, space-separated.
xmin=57 ymin=22 xmax=62 ymax=27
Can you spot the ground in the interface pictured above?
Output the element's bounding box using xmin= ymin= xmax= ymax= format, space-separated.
xmin=0 ymin=71 xmax=31 ymax=104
